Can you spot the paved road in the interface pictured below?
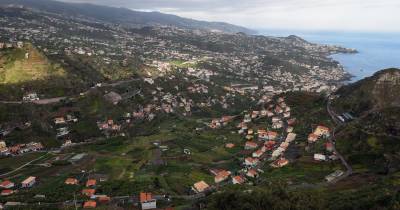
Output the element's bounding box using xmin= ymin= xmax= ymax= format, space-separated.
xmin=0 ymin=78 xmax=141 ymax=105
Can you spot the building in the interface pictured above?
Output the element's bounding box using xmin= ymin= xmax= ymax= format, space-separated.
xmin=314 ymin=125 xmax=330 ymax=137
xmin=252 ymin=149 xmax=264 ymax=158
xmin=0 ymin=180 xmax=14 ymax=189
xmin=82 ymin=189 xmax=96 ymax=197
xmin=244 ymin=157 xmax=259 ymax=166
xmin=270 ymin=158 xmax=289 ymax=168
xmin=54 ymin=117 xmax=66 ymax=125
xmin=0 ymin=141 xmax=6 ymax=148
xmin=326 ymin=142 xmax=334 ymax=152
xmin=21 ymin=176 xmax=36 ymax=188
xmin=314 ymin=154 xmax=327 ymax=161
xmin=192 ymin=181 xmax=210 ymax=193
xmin=246 ymin=169 xmax=259 ymax=178
xmin=225 ymin=143 xmax=235 ymax=148
xmin=140 ymin=192 xmax=157 ymax=210
xmin=285 ymin=133 xmax=297 ymax=143
xmin=245 ymin=141 xmax=258 ymax=150
xmin=83 ymin=201 xmax=97 ymax=209
xmin=65 ymin=178 xmax=78 ymax=185
xmin=325 ymin=170 xmax=344 ymax=182
xmin=232 ymin=176 xmax=245 ymax=185
xmin=214 ymin=170 xmax=231 ymax=183
xmin=308 ymin=133 xmax=319 ymax=143
xmin=86 ymin=179 xmax=96 ymax=187
xmin=1 ymin=189 xmax=14 ymax=196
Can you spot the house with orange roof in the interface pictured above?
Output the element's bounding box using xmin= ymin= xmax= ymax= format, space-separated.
xmin=65 ymin=178 xmax=78 ymax=185
xmin=83 ymin=200 xmax=97 ymax=209
xmin=314 ymin=125 xmax=330 ymax=137
xmin=270 ymin=157 xmax=289 ymax=168
xmin=98 ymin=195 xmax=111 ymax=203
xmin=244 ymin=141 xmax=258 ymax=150
xmin=192 ymin=181 xmax=210 ymax=193
xmin=246 ymin=169 xmax=259 ymax=178
xmin=86 ymin=179 xmax=96 ymax=187
xmin=232 ymin=176 xmax=245 ymax=185
xmin=252 ymin=149 xmax=264 ymax=158
xmin=214 ymin=170 xmax=231 ymax=183
xmin=244 ymin=157 xmax=259 ymax=166
xmin=1 ymin=189 xmax=14 ymax=196
xmin=266 ymin=131 xmax=278 ymax=140
xmin=0 ymin=180 xmax=14 ymax=189
xmin=225 ymin=143 xmax=235 ymax=148
xmin=308 ymin=133 xmax=319 ymax=143
xmin=82 ymin=189 xmax=96 ymax=197
xmin=140 ymin=192 xmax=157 ymax=210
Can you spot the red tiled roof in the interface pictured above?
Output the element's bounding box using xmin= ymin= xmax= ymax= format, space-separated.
xmin=0 ymin=180 xmax=13 ymax=188
xmin=86 ymin=179 xmax=96 ymax=187
xmin=83 ymin=200 xmax=97 ymax=208
xmin=1 ymin=189 xmax=13 ymax=195
xmin=140 ymin=192 xmax=153 ymax=203
xmin=82 ymin=189 xmax=96 ymax=197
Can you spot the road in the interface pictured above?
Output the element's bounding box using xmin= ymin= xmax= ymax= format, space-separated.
xmin=326 ymin=95 xmax=353 ymax=181
xmin=0 ymin=78 xmax=141 ymax=105
xmin=0 ymin=152 xmax=50 ymax=178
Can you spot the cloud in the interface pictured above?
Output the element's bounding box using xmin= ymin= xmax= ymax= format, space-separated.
xmin=56 ymin=0 xmax=400 ymax=32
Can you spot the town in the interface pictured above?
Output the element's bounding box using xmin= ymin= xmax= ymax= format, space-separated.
xmin=0 ymin=4 xmax=356 ymax=210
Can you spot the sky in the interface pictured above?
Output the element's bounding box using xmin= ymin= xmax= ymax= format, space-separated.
xmin=57 ymin=0 xmax=400 ymax=32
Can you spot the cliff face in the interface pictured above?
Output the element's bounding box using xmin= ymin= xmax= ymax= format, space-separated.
xmin=334 ymin=68 xmax=400 ymax=115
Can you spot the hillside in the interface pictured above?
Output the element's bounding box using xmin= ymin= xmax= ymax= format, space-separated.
xmin=0 ymin=44 xmax=93 ymax=100
xmin=0 ymin=0 xmax=254 ymax=34
xmin=332 ymin=69 xmax=400 ymax=178
xmin=333 ymin=68 xmax=400 ymax=115
xmin=0 ymin=43 xmax=65 ymax=84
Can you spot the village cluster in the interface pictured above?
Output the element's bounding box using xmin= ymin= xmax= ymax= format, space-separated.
xmin=0 ymin=175 xmax=165 ymax=210
xmin=0 ymin=141 xmax=43 ymax=157
xmin=192 ymin=96 xmax=341 ymax=193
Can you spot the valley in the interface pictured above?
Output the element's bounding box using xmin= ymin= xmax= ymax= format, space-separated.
xmin=0 ymin=1 xmax=399 ymax=210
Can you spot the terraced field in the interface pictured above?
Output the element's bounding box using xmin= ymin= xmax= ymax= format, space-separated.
xmin=0 ymin=44 xmax=66 ymax=84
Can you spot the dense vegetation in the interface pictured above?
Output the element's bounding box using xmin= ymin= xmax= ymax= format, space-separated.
xmin=206 ymin=181 xmax=400 ymax=210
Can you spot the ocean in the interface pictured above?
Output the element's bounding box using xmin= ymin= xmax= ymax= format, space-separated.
xmin=260 ymin=30 xmax=400 ymax=82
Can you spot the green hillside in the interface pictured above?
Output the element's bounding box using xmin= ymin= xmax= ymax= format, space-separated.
xmin=0 ymin=44 xmax=66 ymax=84
xmin=333 ymin=68 xmax=400 ymax=115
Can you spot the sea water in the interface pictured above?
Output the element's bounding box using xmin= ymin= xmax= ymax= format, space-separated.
xmin=260 ymin=30 xmax=400 ymax=82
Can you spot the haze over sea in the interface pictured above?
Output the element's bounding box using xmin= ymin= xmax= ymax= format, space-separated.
xmin=260 ymin=30 xmax=400 ymax=82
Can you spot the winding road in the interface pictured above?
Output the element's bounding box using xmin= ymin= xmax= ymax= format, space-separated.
xmin=326 ymin=95 xmax=353 ymax=182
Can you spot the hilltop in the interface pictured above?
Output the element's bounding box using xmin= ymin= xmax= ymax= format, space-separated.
xmin=333 ymin=68 xmax=400 ymax=115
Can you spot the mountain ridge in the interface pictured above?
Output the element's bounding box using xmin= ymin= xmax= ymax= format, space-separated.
xmin=0 ymin=0 xmax=255 ymax=34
